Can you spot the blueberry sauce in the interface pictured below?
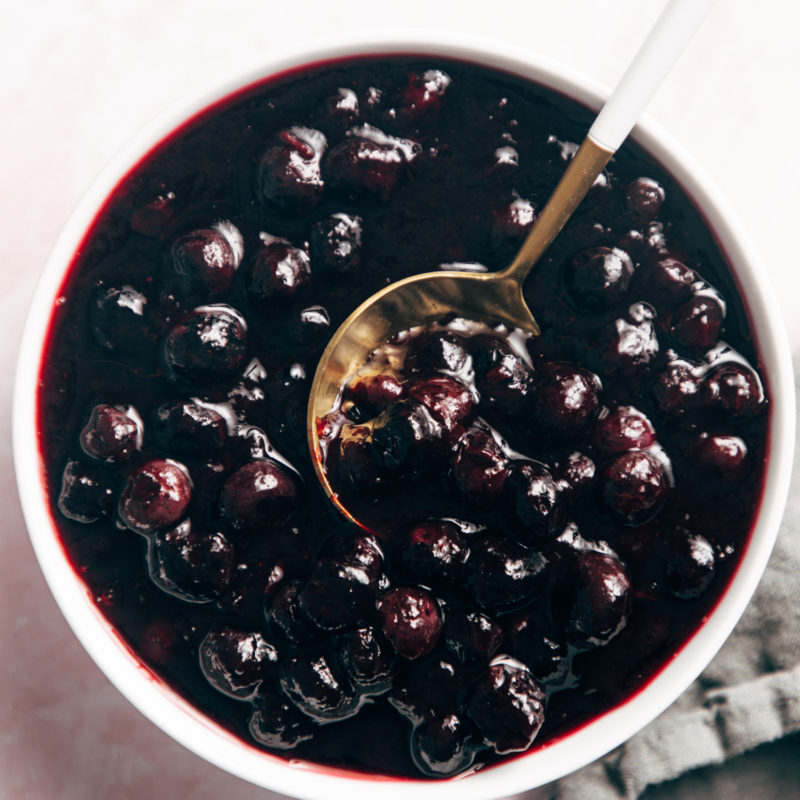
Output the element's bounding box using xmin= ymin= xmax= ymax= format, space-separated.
xmin=38 ymin=55 xmax=768 ymax=779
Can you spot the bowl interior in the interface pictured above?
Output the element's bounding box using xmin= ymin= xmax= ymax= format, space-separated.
xmin=13 ymin=30 xmax=795 ymax=800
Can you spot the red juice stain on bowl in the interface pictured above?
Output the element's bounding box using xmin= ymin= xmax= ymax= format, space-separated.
xmin=36 ymin=55 xmax=768 ymax=779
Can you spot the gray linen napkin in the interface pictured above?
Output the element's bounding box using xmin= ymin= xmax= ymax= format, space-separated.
xmin=536 ymin=364 xmax=800 ymax=800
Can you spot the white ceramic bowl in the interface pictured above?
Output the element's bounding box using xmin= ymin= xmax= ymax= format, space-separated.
xmin=13 ymin=30 xmax=795 ymax=800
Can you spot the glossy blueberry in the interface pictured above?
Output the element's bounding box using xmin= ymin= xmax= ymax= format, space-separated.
xmin=344 ymin=372 xmax=406 ymax=415
xmin=148 ymin=519 xmax=235 ymax=602
xmin=701 ymin=362 xmax=764 ymax=420
xmin=691 ymin=432 xmax=749 ymax=482
xmin=199 ymin=628 xmax=278 ymax=700
xmin=371 ymin=400 xmax=448 ymax=475
xmin=532 ymin=363 xmax=601 ymax=438
xmin=337 ymin=626 xmax=396 ymax=694
xmin=467 ymin=661 xmax=546 ymax=754
xmin=309 ymin=213 xmax=363 ymax=273
xmin=257 ymin=126 xmax=326 ymax=213
xmin=396 ymin=69 xmax=452 ymax=124
xmin=80 ymin=404 xmax=142 ymax=462
xmin=624 ymin=177 xmax=665 ymax=221
xmin=245 ymin=242 xmax=311 ymax=309
xmin=664 ymin=530 xmax=716 ymax=599
xmin=551 ymin=549 xmax=632 ymax=647
xmin=597 ymin=302 xmax=660 ymax=377
xmin=652 ymin=361 xmax=701 ymax=419
xmin=164 ymin=305 xmax=248 ymax=383
xmin=169 ymin=227 xmax=238 ymax=299
xmin=334 ymin=424 xmax=386 ymax=490
xmin=409 ymin=376 xmax=473 ymax=435
xmin=57 ymin=459 xmax=115 ymax=523
xmin=266 ymin=580 xmax=321 ymax=646
xmin=299 ymin=535 xmax=383 ymax=630
xmin=490 ymin=196 xmax=536 ymax=255
xmin=555 ymin=451 xmax=596 ymax=494
xmin=388 ymin=657 xmax=462 ymax=724
xmin=468 ymin=534 xmax=550 ymax=612
xmin=410 ymin=713 xmax=476 ymax=778
xmin=471 ymin=335 xmax=534 ymax=414
xmin=405 ymin=329 xmax=470 ymax=375
xmin=219 ymin=459 xmax=299 ymax=533
xmin=118 ymin=458 xmax=192 ymax=534
xmin=505 ymin=461 xmax=563 ymax=543
xmin=281 ymin=651 xmax=361 ymax=723
xmin=89 ymin=285 xmax=148 ymax=351
xmin=378 ymin=586 xmax=442 ymax=660
xmin=443 ymin=610 xmax=503 ymax=665
xmin=452 ymin=427 xmax=510 ymax=508
xmin=565 ymin=246 xmax=634 ymax=310
xmin=249 ymin=689 xmax=315 ymax=750
xmin=592 ymin=405 xmax=656 ymax=454
xmin=599 ymin=450 xmax=669 ymax=525
xmin=668 ymin=293 xmax=724 ymax=351
xmin=504 ymin=612 xmax=568 ymax=683
xmin=648 ymin=257 xmax=696 ymax=308
xmin=152 ymin=399 xmax=227 ymax=458
xmin=392 ymin=520 xmax=469 ymax=583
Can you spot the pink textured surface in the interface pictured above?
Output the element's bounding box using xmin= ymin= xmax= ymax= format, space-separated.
xmin=3 ymin=2 xmax=799 ymax=798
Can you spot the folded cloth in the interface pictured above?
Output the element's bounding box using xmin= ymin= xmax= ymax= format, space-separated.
xmin=535 ymin=364 xmax=800 ymax=800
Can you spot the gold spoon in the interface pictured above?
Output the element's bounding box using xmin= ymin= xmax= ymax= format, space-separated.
xmin=308 ymin=0 xmax=716 ymax=525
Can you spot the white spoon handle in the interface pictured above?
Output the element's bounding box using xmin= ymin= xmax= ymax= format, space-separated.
xmin=589 ymin=0 xmax=717 ymax=152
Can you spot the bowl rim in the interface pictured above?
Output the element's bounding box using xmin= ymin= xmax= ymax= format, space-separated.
xmin=13 ymin=28 xmax=796 ymax=800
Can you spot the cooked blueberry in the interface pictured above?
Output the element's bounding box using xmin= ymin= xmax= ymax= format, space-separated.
xmin=344 ymin=372 xmax=406 ymax=415
xmin=555 ymin=451 xmax=596 ymax=494
xmin=80 ymin=404 xmax=143 ymax=462
xmin=309 ymin=213 xmax=363 ymax=273
xmin=57 ymin=459 xmax=115 ymax=523
xmin=410 ymin=712 xmax=475 ymax=777
xmin=664 ymin=530 xmax=716 ymax=599
xmin=396 ymin=69 xmax=452 ymax=125
xmin=281 ymin=651 xmax=361 ymax=723
xmin=652 ymin=361 xmax=701 ymax=419
xmin=393 ymin=520 xmax=468 ymax=583
xmin=668 ymin=293 xmax=724 ymax=350
xmin=388 ymin=658 xmax=462 ymax=724
xmin=648 ymin=257 xmax=696 ymax=308
xmin=249 ymin=689 xmax=315 ymax=750
xmin=533 ymin=363 xmax=601 ymax=438
xmin=467 ymin=661 xmax=545 ymax=754
xmin=691 ymin=432 xmax=749 ymax=482
xmin=597 ymin=302 xmax=660 ymax=377
xmin=266 ymin=580 xmax=321 ymax=646
xmin=592 ymin=405 xmax=655 ymax=454
xmin=164 ymin=305 xmax=248 ymax=383
xmin=490 ymin=196 xmax=536 ymax=255
xmin=199 ymin=628 xmax=278 ymax=700
xmin=326 ymin=128 xmax=418 ymax=200
xmin=89 ymin=285 xmax=148 ymax=351
xmin=169 ymin=227 xmax=238 ymax=299
xmin=324 ymin=88 xmax=360 ymax=124
xmin=379 ymin=587 xmax=442 ymax=660
xmin=334 ymin=424 xmax=386 ymax=490
xmin=405 ymin=329 xmax=470 ymax=375
xmin=371 ymin=400 xmax=447 ymax=475
xmin=299 ymin=537 xmax=383 ymax=630
xmin=452 ymin=427 xmax=510 ymax=508
xmin=152 ymin=400 xmax=227 ymax=458
xmin=624 ymin=177 xmax=665 ymax=221
xmin=257 ymin=126 xmax=326 ymax=213
xmin=443 ymin=610 xmax=503 ymax=665
xmin=290 ymin=304 xmax=330 ymax=347
xmin=408 ymin=376 xmax=473 ymax=435
xmin=505 ymin=461 xmax=563 ymax=543
xmin=245 ymin=242 xmax=311 ymax=309
xmin=701 ymin=362 xmax=764 ymax=420
xmin=566 ymin=246 xmax=634 ymax=310
xmin=468 ymin=534 xmax=550 ymax=612
xmin=148 ymin=519 xmax=234 ymax=601
xmin=504 ymin=612 xmax=568 ymax=683
xmin=219 ymin=459 xmax=299 ymax=533
xmin=599 ymin=450 xmax=669 ymax=525
xmin=471 ymin=336 xmax=534 ymax=414
xmin=118 ymin=458 xmax=192 ymax=534
xmin=551 ymin=549 xmax=632 ymax=647
xmin=337 ymin=626 xmax=396 ymax=694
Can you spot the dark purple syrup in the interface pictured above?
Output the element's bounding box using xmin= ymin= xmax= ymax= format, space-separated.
xmin=38 ymin=55 xmax=768 ymax=779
